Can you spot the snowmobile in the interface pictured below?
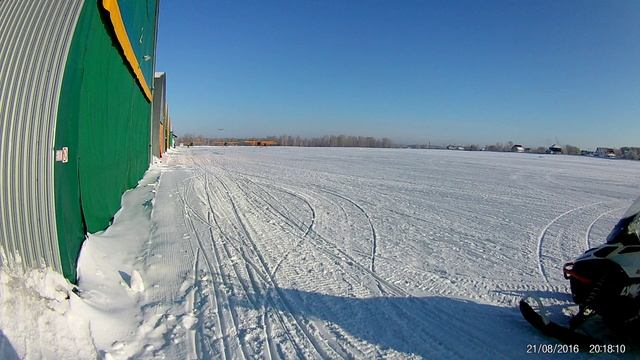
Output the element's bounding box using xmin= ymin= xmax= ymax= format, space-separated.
xmin=520 ymin=196 xmax=640 ymax=346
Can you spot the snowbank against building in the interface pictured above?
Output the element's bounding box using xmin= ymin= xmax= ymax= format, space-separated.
xmin=0 ymin=163 xmax=168 ymax=359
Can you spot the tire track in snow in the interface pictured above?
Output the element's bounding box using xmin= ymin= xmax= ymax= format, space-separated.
xmin=262 ymin=310 xmax=278 ymax=360
xmin=536 ymin=201 xmax=603 ymax=285
xmin=241 ymin=178 xmax=375 ymax=300
xmin=228 ymin=182 xmax=383 ymax=300
xmin=241 ymin=176 xmax=407 ymax=297
xmin=186 ymin=242 xmax=199 ymax=359
xmin=213 ymin=173 xmax=336 ymax=359
xmin=320 ymin=189 xmax=378 ymax=273
xmin=249 ymin=179 xmax=316 ymax=237
xmin=177 ymin=181 xmax=222 ymax=359
xmin=206 ymin=162 xmax=482 ymax=358
xmin=584 ymin=205 xmax=626 ymax=250
xmin=189 ymin=230 xmax=229 ymax=359
xmin=188 ymin=168 xmax=310 ymax=358
xmin=203 ymin=174 xmax=264 ymax=308
xmin=229 ymin=173 xmax=405 ymax=297
xmin=226 ymin=172 xmax=360 ymax=359
xmin=202 ymin=173 xmax=309 ymax=358
xmin=231 ymin=176 xmax=314 ymax=279
xmin=178 ymin=188 xmax=229 ymax=360
xmin=221 ymin=169 xmax=384 ymax=280
xmin=235 ymin=187 xmax=381 ymax=298
xmin=181 ymin=174 xmax=254 ymax=360
xmin=229 ymin=167 xmax=422 ymax=305
xmin=239 ymin=173 xmax=380 ymax=281
xmin=203 ymin=210 xmax=251 ymax=360
xmin=226 ymin=169 xmax=378 ymax=273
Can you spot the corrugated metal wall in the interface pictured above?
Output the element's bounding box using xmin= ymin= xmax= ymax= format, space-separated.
xmin=152 ymin=72 xmax=166 ymax=158
xmin=0 ymin=0 xmax=84 ymax=271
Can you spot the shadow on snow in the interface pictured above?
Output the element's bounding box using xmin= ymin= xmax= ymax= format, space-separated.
xmin=236 ymin=288 xmax=545 ymax=359
xmin=0 ymin=330 xmax=19 ymax=360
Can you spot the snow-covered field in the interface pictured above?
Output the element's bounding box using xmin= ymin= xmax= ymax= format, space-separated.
xmin=3 ymin=147 xmax=640 ymax=359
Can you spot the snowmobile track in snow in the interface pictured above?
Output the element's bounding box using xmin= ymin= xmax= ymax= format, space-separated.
xmin=210 ymin=167 xmax=421 ymax=357
xmin=584 ymin=205 xmax=626 ymax=250
xmin=200 ymin=171 xmax=310 ymax=358
xmin=536 ymin=202 xmax=604 ymax=285
xmin=181 ymin=195 xmax=233 ymax=359
xmin=211 ymin=171 xmax=341 ymax=359
xmin=318 ymin=189 xmax=378 ymax=273
xmin=216 ymin=168 xmax=404 ymax=298
xmin=190 ymin=171 xmax=314 ymax=358
xmin=239 ymin=176 xmax=406 ymax=297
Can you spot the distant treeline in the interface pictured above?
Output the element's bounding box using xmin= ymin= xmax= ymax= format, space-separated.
xmin=618 ymin=147 xmax=640 ymax=160
xmin=177 ymin=134 xmax=640 ymax=160
xmin=276 ymin=134 xmax=393 ymax=148
xmin=178 ymin=134 xmax=394 ymax=148
xmin=418 ymin=141 xmax=640 ymax=160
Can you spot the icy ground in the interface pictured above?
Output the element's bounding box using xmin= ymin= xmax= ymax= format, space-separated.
xmin=3 ymin=147 xmax=640 ymax=359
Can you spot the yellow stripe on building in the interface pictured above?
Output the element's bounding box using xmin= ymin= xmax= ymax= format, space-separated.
xmin=102 ymin=0 xmax=153 ymax=101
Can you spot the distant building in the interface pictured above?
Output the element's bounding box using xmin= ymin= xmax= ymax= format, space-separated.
xmin=547 ymin=144 xmax=562 ymax=154
xmin=595 ymin=147 xmax=616 ymax=158
xmin=511 ymin=144 xmax=525 ymax=153
xmin=152 ymin=72 xmax=173 ymax=157
xmin=243 ymin=140 xmax=278 ymax=146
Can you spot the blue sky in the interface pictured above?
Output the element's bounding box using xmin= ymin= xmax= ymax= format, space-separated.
xmin=156 ymin=0 xmax=640 ymax=148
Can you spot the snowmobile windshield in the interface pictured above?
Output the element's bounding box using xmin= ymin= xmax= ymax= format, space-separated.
xmin=606 ymin=197 xmax=640 ymax=245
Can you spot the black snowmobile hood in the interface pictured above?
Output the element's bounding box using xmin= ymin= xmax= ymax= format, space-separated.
xmin=606 ymin=196 xmax=640 ymax=245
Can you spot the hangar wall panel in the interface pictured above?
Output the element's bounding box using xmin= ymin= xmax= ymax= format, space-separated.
xmin=0 ymin=0 xmax=84 ymax=273
xmin=55 ymin=0 xmax=158 ymax=280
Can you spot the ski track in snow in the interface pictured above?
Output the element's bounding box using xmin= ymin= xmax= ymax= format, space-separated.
xmin=131 ymin=147 xmax=640 ymax=359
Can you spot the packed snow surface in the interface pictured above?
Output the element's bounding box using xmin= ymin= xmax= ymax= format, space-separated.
xmin=3 ymin=147 xmax=640 ymax=359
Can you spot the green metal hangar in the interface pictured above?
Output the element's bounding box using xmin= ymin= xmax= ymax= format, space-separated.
xmin=0 ymin=0 xmax=170 ymax=282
